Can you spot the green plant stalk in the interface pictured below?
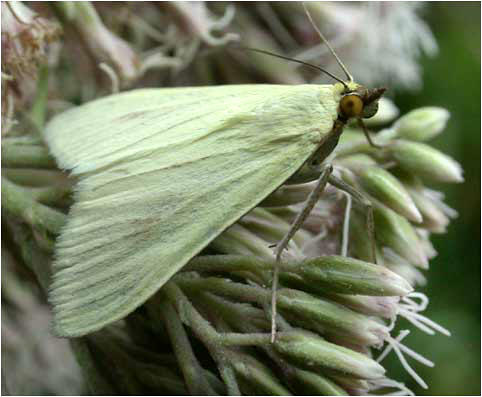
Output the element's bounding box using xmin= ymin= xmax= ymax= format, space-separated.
xmin=193 ymin=292 xmax=347 ymax=395
xmin=70 ymin=339 xmax=118 ymax=394
xmin=158 ymin=298 xmax=217 ymax=395
xmin=163 ymin=282 xmax=272 ymax=347
xmin=176 ymin=276 xmax=386 ymax=346
xmin=2 ymin=168 xmax=69 ymax=187
xmin=1 ymin=143 xmax=56 ymax=169
xmin=2 ymin=176 xmax=66 ymax=236
xmin=161 ymin=283 xmax=243 ymax=394
xmin=30 ymin=65 xmax=50 ymax=129
xmin=186 ymin=254 xmax=411 ymax=296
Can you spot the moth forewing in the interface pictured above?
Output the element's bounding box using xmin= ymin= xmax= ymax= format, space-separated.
xmin=45 ymin=83 xmax=350 ymax=337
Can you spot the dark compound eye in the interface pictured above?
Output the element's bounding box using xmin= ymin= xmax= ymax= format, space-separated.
xmin=340 ymin=94 xmax=363 ymax=118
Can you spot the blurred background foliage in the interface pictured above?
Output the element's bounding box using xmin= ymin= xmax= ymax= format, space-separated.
xmin=1 ymin=2 xmax=480 ymax=395
xmin=385 ymin=3 xmax=480 ymax=395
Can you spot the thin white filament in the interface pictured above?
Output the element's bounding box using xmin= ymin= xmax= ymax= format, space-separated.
xmin=398 ymin=292 xmax=451 ymax=336
xmin=386 ymin=391 xmax=414 ymax=396
xmin=398 ymin=308 xmax=436 ymax=335
xmin=395 ymin=339 xmax=435 ymax=367
xmin=404 ymin=291 xmax=429 ymax=310
xmin=401 ymin=296 xmax=427 ymax=310
xmin=379 ymin=330 xmax=435 ymax=368
xmin=377 ymin=330 xmax=409 ymax=363
xmin=368 ymin=377 xmax=414 ymax=396
xmin=98 ymin=63 xmax=119 ymax=94
xmin=210 ymin=4 xmax=236 ymax=30
xmin=399 ymin=307 xmax=451 ymax=337
xmin=341 ymin=192 xmax=352 ymax=257
xmin=390 ymin=338 xmax=428 ymax=389
xmin=379 ymin=330 xmax=434 ymax=390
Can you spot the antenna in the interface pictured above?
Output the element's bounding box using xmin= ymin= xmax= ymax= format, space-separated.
xmin=238 ymin=46 xmax=348 ymax=88
xmin=303 ymin=3 xmax=354 ymax=83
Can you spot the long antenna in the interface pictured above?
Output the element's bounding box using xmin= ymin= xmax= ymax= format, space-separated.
xmin=237 ymin=46 xmax=348 ymax=88
xmin=303 ymin=3 xmax=353 ymax=83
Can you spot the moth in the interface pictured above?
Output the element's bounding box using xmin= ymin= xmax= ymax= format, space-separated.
xmin=44 ymin=12 xmax=384 ymax=338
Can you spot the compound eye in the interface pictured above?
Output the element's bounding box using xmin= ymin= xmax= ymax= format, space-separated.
xmin=340 ymin=94 xmax=363 ymax=118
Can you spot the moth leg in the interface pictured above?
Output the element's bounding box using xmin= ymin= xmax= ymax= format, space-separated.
xmin=270 ymin=164 xmax=333 ymax=342
xmin=357 ymin=118 xmax=384 ymax=149
xmin=328 ymin=173 xmax=377 ymax=264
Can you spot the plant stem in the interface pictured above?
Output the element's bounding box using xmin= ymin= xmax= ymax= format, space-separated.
xmin=159 ymin=298 xmax=217 ymax=395
xmin=1 ymin=142 xmax=56 ymax=169
xmin=2 ymin=176 xmax=66 ymax=236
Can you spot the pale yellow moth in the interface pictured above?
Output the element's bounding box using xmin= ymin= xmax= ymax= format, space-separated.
xmin=44 ymin=13 xmax=384 ymax=338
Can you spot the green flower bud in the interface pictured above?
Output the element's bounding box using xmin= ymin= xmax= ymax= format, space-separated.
xmin=417 ymin=229 xmax=439 ymax=259
xmin=394 ymin=107 xmax=450 ymax=141
xmin=358 ymin=166 xmax=422 ymax=223
xmin=324 ymin=293 xmax=399 ymax=319
xmin=382 ymin=248 xmax=428 ymax=286
xmin=292 ymin=368 xmax=347 ymax=396
xmin=275 ymin=331 xmax=386 ymax=380
xmin=240 ymin=207 xmax=311 ymax=248
xmin=212 ymin=223 xmax=276 ymax=258
xmin=293 ymin=255 xmax=413 ymax=296
xmin=374 ymin=204 xmax=428 ymax=268
xmin=348 ymin=211 xmax=376 ymax=262
xmin=336 ymin=154 xmax=377 ymax=170
xmin=278 ymin=289 xmax=389 ymax=346
xmin=388 ymin=140 xmax=463 ymax=183
xmin=406 ymin=187 xmax=450 ymax=233
xmin=261 ymin=182 xmax=313 ymax=207
xmin=232 ymin=353 xmax=291 ymax=395
xmin=385 ymin=261 xmax=427 ymax=287
xmin=329 ymin=373 xmax=369 ymax=394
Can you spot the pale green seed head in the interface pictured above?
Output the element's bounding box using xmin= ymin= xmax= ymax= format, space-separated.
xmin=275 ymin=331 xmax=386 ymax=380
xmin=394 ymin=107 xmax=450 ymax=141
xmin=374 ymin=204 xmax=428 ymax=268
xmin=389 ymin=140 xmax=464 ymax=183
xmin=358 ymin=166 xmax=423 ymax=223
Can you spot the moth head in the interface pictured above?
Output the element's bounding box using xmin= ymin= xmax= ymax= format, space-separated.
xmin=339 ymin=87 xmax=386 ymax=120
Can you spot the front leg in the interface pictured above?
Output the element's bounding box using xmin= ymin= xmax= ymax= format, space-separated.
xmin=270 ymin=163 xmax=334 ymax=342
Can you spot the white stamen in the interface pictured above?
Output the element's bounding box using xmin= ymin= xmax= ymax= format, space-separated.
xmin=435 ymin=200 xmax=458 ymax=218
xmin=377 ymin=330 xmax=409 ymax=363
xmin=341 ymin=192 xmax=352 ymax=257
xmin=425 ymin=189 xmax=458 ymax=218
xmin=424 ymin=188 xmax=444 ymax=200
xmin=398 ymin=308 xmax=435 ymax=335
xmin=210 ymin=4 xmax=236 ymax=30
xmin=405 ymin=292 xmax=429 ymax=310
xmin=368 ymin=377 xmax=414 ymax=396
xmin=386 ymin=391 xmax=414 ymax=396
xmin=379 ymin=330 xmax=433 ymax=390
xmin=399 ymin=308 xmax=451 ymax=337
xmin=395 ymin=339 xmax=435 ymax=367
xmin=397 ymin=292 xmax=451 ymax=336
xmin=391 ymin=339 xmax=428 ymax=389
xmin=386 ymin=315 xmax=396 ymax=332
xmin=98 ymin=63 xmax=119 ymax=94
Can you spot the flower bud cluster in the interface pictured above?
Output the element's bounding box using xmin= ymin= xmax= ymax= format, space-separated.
xmin=2 ymin=3 xmax=458 ymax=395
xmin=206 ymin=101 xmax=458 ymax=393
